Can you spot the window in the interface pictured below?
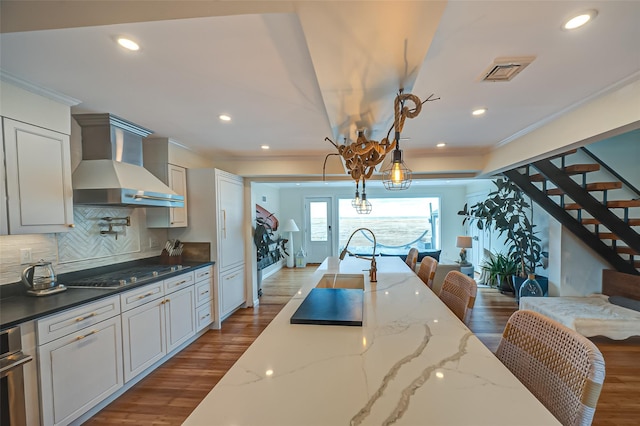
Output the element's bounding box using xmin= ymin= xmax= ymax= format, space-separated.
xmin=338 ymin=197 xmax=440 ymax=254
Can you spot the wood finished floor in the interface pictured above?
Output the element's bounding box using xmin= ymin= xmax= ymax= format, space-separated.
xmin=87 ymin=266 xmax=639 ymax=425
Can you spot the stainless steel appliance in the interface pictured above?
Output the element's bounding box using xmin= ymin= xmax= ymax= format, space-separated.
xmin=21 ymin=260 xmax=67 ymax=296
xmin=0 ymin=326 xmax=33 ymax=426
xmin=63 ymin=264 xmax=190 ymax=289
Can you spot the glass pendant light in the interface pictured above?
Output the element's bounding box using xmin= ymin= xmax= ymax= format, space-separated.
xmin=351 ymin=181 xmax=361 ymax=208
xmin=355 ymin=179 xmax=372 ymax=214
xmin=382 ymin=132 xmax=412 ymax=190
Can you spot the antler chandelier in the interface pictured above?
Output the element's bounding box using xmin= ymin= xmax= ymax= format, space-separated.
xmin=325 ymin=90 xmax=437 ymax=213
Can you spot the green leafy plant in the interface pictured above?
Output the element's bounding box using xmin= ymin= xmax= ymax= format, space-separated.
xmin=481 ymin=252 xmax=518 ymax=291
xmin=254 ymin=214 xmax=288 ymax=270
xmin=459 ymin=178 xmax=547 ymax=278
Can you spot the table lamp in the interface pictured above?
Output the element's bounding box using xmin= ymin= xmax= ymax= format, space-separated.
xmin=280 ymin=219 xmax=300 ymax=268
xmin=456 ymin=236 xmax=472 ymax=265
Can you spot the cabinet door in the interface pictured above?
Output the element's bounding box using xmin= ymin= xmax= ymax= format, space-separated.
xmin=220 ymin=266 xmax=245 ymax=318
xmin=217 ymin=173 xmax=245 ymax=270
xmin=3 ymin=118 xmax=74 ymax=234
xmin=164 ymin=285 xmax=196 ymax=353
xmin=168 ymin=164 xmax=188 ymax=227
xmin=38 ymin=316 xmax=123 ymax=426
xmin=121 ymin=298 xmax=166 ymax=382
xmin=0 ymin=124 xmax=7 ymax=235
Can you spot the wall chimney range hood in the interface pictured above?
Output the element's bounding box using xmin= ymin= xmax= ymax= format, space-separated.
xmin=72 ymin=113 xmax=184 ymax=208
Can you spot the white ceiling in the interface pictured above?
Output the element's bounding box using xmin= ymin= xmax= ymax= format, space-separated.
xmin=1 ymin=1 xmax=639 ymax=172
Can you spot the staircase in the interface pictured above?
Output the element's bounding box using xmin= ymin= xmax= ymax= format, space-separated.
xmin=503 ymin=148 xmax=640 ymax=275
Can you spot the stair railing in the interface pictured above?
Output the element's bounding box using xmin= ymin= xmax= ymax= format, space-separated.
xmin=580 ymin=147 xmax=640 ymax=197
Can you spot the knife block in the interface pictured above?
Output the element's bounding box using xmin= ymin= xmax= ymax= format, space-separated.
xmin=160 ymin=249 xmax=182 ymax=265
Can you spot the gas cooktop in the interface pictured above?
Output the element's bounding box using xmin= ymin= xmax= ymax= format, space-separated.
xmin=64 ymin=265 xmax=190 ymax=289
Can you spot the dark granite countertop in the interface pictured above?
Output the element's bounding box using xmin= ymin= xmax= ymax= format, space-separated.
xmin=0 ymin=258 xmax=214 ymax=330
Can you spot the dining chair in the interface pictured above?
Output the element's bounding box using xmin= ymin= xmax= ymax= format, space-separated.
xmin=438 ymin=270 xmax=477 ymax=322
xmin=417 ymin=256 xmax=438 ymax=289
xmin=496 ymin=310 xmax=605 ymax=426
xmin=405 ymin=248 xmax=418 ymax=272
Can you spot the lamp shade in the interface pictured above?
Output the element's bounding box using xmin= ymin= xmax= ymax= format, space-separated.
xmin=280 ymin=219 xmax=299 ymax=233
xmin=456 ymin=236 xmax=472 ymax=248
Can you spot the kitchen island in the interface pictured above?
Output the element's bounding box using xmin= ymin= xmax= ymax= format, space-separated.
xmin=185 ymin=256 xmax=559 ymax=425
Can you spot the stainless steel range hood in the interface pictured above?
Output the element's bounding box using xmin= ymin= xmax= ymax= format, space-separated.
xmin=72 ymin=113 xmax=184 ymax=208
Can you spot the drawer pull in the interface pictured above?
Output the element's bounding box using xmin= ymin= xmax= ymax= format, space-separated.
xmin=75 ymin=330 xmax=97 ymax=341
xmin=200 ymin=290 xmax=209 ymax=295
xmin=76 ymin=312 xmax=97 ymax=322
xmin=201 ymin=313 xmax=210 ymax=320
xmin=225 ymin=273 xmax=240 ymax=280
xmin=138 ymin=292 xmax=154 ymax=300
xmin=173 ymin=280 xmax=188 ymax=286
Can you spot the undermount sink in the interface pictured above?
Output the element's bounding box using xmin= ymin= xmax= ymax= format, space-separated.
xmin=316 ymin=274 xmax=365 ymax=290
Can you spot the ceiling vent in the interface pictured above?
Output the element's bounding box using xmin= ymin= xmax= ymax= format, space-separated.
xmin=479 ymin=56 xmax=535 ymax=82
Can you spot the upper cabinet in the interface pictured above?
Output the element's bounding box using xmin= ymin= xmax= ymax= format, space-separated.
xmin=143 ymin=138 xmax=188 ymax=228
xmin=0 ymin=78 xmax=76 ymax=234
xmin=2 ymin=118 xmax=74 ymax=234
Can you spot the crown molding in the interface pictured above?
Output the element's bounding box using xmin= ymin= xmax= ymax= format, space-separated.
xmin=0 ymin=69 xmax=81 ymax=106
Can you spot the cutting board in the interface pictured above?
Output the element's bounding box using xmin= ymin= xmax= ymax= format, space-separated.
xmin=290 ymin=288 xmax=363 ymax=326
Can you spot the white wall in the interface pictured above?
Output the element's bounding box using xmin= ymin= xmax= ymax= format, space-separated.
xmin=278 ymin=183 xmax=468 ymax=263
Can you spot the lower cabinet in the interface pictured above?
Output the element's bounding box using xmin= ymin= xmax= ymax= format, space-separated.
xmin=38 ymin=316 xmax=123 ymax=426
xmin=165 ymin=285 xmax=196 ymax=352
xmin=121 ymin=297 xmax=166 ymax=383
xmin=220 ymin=266 xmax=245 ymax=318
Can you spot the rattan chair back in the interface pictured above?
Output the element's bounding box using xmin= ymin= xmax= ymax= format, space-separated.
xmin=405 ymin=248 xmax=418 ymax=272
xmin=438 ymin=270 xmax=477 ymax=322
xmin=417 ymin=256 xmax=438 ymax=289
xmin=496 ymin=310 xmax=605 ymax=426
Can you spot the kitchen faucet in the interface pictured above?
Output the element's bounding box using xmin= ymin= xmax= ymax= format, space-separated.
xmin=339 ymin=227 xmax=377 ymax=282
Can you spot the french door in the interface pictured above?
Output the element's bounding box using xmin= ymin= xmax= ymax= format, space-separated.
xmin=304 ymin=197 xmax=333 ymax=264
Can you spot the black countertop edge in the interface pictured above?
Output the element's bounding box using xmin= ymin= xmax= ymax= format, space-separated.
xmin=0 ymin=260 xmax=214 ymax=330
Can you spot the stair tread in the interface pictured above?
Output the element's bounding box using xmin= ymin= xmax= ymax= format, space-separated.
xmin=566 ymin=200 xmax=640 ymax=210
xmin=530 ymin=163 xmax=600 ymax=182
xmin=598 ymin=233 xmax=621 ymax=240
xmin=546 ymin=182 xmax=622 ymax=195
xmin=606 ymin=200 xmax=640 ymax=208
xmin=616 ymin=246 xmax=639 ymax=255
xmin=581 ymin=218 xmax=640 ymax=226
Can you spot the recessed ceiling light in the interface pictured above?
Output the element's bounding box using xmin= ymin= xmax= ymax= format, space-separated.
xmin=472 ymin=108 xmax=487 ymax=116
xmin=261 ymin=145 xmax=270 ymax=150
xmin=116 ymin=37 xmax=140 ymax=51
xmin=563 ymin=10 xmax=597 ymax=30
xmin=436 ymin=142 xmax=446 ymax=148
xmin=219 ymin=114 xmax=231 ymax=122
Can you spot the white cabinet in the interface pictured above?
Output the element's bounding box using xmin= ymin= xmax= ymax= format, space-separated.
xmin=143 ymin=137 xmax=188 ymax=228
xmin=220 ymin=266 xmax=246 ymax=318
xmin=120 ymin=272 xmax=195 ymax=382
xmin=194 ymin=266 xmax=214 ymax=331
xmin=165 ymin=285 xmax=196 ymax=352
xmin=2 ymin=118 xmax=74 ymax=234
xmin=120 ymin=284 xmax=166 ymax=383
xmin=37 ymin=297 xmax=123 ymax=426
xmin=171 ymin=169 xmax=246 ymax=328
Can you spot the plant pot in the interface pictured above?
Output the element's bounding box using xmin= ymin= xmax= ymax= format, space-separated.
xmin=512 ymin=275 xmax=548 ymax=302
xmin=498 ymin=274 xmax=515 ymax=294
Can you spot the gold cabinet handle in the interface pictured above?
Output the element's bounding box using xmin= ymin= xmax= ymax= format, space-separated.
xmin=200 ymin=290 xmax=209 ymax=295
xmin=68 ymin=224 xmax=75 ymax=228
xmin=76 ymin=312 xmax=96 ymax=322
xmin=200 ymin=313 xmax=210 ymax=320
xmin=138 ymin=292 xmax=154 ymax=299
xmin=75 ymin=330 xmax=97 ymax=341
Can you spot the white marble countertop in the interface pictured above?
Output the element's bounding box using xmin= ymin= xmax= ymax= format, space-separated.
xmin=185 ymin=256 xmax=559 ymax=425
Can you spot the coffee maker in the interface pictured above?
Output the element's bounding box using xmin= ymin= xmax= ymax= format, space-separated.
xmin=21 ymin=260 xmax=67 ymax=296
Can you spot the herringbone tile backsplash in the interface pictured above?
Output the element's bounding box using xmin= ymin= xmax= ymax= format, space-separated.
xmin=0 ymin=207 xmax=167 ymax=285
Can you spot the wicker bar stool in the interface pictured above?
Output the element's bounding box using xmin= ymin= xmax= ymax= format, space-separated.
xmin=438 ymin=270 xmax=477 ymax=322
xmin=417 ymin=256 xmax=438 ymax=289
xmin=405 ymin=248 xmax=418 ymax=272
xmin=496 ymin=310 xmax=605 ymax=426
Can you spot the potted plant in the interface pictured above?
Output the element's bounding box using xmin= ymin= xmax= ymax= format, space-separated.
xmin=481 ymin=252 xmax=518 ymax=292
xmin=459 ymin=178 xmax=548 ymax=296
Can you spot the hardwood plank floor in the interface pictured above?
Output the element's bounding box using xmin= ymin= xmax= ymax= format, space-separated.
xmin=87 ymin=266 xmax=639 ymax=425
